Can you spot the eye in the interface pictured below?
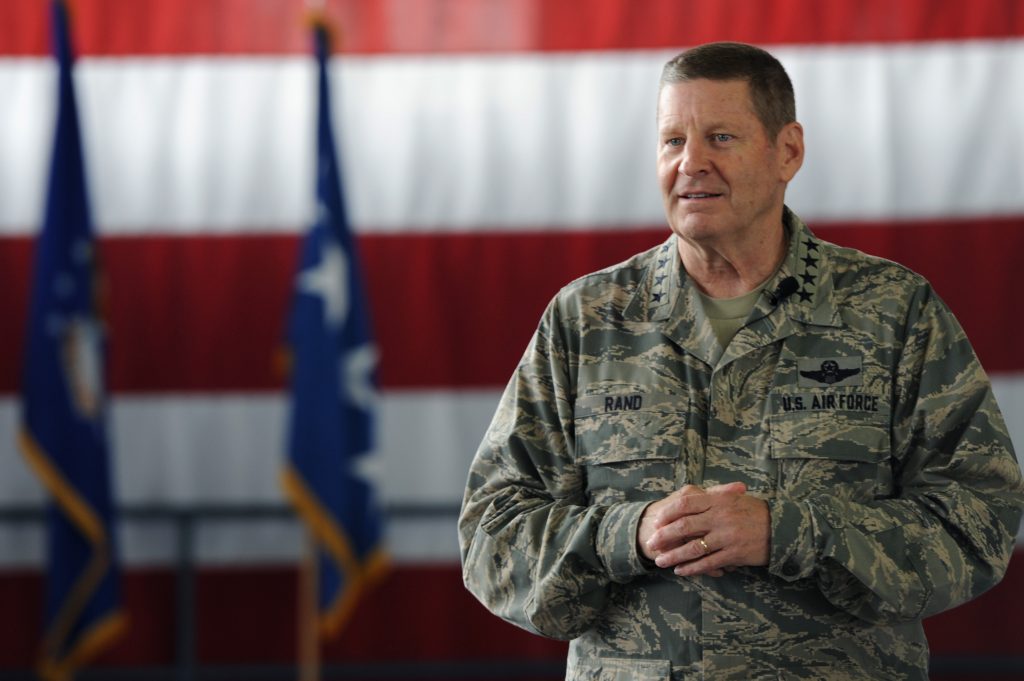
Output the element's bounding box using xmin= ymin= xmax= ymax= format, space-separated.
xmin=711 ymin=133 xmax=734 ymax=143
xmin=665 ymin=137 xmax=684 ymax=147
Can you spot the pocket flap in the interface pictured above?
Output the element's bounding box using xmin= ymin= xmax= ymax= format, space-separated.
xmin=769 ymin=390 xmax=889 ymax=463
xmin=567 ymin=656 xmax=671 ymax=681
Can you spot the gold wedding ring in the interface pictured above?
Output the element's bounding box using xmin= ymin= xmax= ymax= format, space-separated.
xmin=697 ymin=537 xmax=711 ymax=555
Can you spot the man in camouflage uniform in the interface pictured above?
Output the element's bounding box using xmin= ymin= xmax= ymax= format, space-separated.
xmin=458 ymin=42 xmax=1024 ymax=680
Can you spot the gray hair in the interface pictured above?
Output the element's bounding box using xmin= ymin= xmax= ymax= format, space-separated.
xmin=661 ymin=42 xmax=796 ymax=139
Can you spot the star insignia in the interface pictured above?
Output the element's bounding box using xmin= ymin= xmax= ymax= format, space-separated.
xmin=299 ymin=236 xmax=350 ymax=328
xmin=340 ymin=343 xmax=379 ymax=410
xmin=657 ymin=258 xmax=668 ymax=268
xmin=652 ymin=292 xmax=664 ymax=303
xmin=655 ymin=274 xmax=667 ymax=285
xmin=801 ymin=254 xmax=818 ymax=269
xmin=797 ymin=289 xmax=813 ymax=302
xmin=800 ymin=272 xmax=815 ymax=285
xmin=803 ymin=239 xmax=819 ymax=253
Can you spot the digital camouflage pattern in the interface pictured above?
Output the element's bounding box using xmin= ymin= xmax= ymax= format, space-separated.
xmin=459 ymin=208 xmax=1024 ymax=680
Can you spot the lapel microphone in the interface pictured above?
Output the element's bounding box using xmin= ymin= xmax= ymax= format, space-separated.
xmin=767 ymin=276 xmax=799 ymax=306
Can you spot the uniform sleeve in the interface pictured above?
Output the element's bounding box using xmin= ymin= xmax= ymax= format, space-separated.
xmin=768 ymin=284 xmax=1024 ymax=624
xmin=458 ymin=297 xmax=653 ymax=640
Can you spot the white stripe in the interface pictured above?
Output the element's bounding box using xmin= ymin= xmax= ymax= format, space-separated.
xmin=0 ymin=389 xmax=500 ymax=565
xmin=1 ymin=40 xmax=1022 ymax=235
xmin=1 ymin=389 xmax=501 ymax=507
xmin=0 ymin=510 xmax=462 ymax=567
xmin=1 ymin=376 xmax=1023 ymax=565
xmin=0 ymin=59 xmax=55 ymax=229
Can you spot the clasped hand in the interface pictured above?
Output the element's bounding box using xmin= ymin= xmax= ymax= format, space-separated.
xmin=637 ymin=482 xmax=770 ymax=578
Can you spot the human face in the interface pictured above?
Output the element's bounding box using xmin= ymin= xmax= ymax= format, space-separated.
xmin=656 ymin=79 xmax=802 ymax=248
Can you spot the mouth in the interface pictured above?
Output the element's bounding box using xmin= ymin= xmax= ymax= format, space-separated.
xmin=678 ymin=192 xmax=724 ymax=200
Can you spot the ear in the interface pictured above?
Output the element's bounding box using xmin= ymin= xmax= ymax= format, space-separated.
xmin=776 ymin=122 xmax=804 ymax=182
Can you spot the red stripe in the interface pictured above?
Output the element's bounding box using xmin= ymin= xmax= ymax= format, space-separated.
xmin=2 ymin=558 xmax=1023 ymax=667
xmin=0 ymin=564 xmax=566 ymax=668
xmin=0 ymin=230 xmax=665 ymax=392
xmin=0 ymin=217 xmax=1021 ymax=394
xmin=2 ymin=0 xmax=1022 ymax=56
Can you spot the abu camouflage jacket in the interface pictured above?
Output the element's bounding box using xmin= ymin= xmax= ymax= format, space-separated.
xmin=459 ymin=208 xmax=1024 ymax=680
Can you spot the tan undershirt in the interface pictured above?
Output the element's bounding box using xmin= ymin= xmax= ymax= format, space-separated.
xmin=693 ymin=237 xmax=788 ymax=362
xmin=697 ymin=285 xmax=765 ymax=362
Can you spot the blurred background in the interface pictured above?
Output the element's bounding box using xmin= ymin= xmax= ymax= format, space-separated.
xmin=1 ymin=0 xmax=1023 ymax=679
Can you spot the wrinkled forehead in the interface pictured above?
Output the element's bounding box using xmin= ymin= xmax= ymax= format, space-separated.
xmin=656 ymin=78 xmax=758 ymax=126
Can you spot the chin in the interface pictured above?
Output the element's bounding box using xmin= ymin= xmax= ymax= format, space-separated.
xmin=671 ymin=214 xmax=728 ymax=242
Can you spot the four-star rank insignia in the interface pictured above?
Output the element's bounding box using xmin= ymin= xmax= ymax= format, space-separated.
xmin=794 ymin=236 xmax=819 ymax=303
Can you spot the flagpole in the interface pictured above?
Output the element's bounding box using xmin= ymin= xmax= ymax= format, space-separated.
xmin=298 ymin=531 xmax=320 ymax=681
xmin=20 ymin=2 xmax=127 ymax=679
xmin=296 ymin=3 xmax=327 ymax=677
xmin=285 ymin=2 xmax=385 ymax=677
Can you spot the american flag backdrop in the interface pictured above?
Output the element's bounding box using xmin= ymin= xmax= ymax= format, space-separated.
xmin=1 ymin=0 xmax=1023 ymax=672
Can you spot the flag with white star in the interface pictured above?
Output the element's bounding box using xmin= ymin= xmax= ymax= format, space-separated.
xmin=18 ymin=2 xmax=126 ymax=679
xmin=281 ymin=19 xmax=387 ymax=637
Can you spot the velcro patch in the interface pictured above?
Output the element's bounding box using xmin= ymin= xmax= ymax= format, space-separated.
xmin=775 ymin=391 xmax=881 ymax=414
xmin=797 ymin=356 xmax=863 ymax=387
xmin=574 ymin=392 xmax=687 ymax=418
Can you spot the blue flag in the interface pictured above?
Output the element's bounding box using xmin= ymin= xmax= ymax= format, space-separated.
xmin=282 ymin=21 xmax=387 ymax=637
xmin=19 ymin=2 xmax=125 ymax=680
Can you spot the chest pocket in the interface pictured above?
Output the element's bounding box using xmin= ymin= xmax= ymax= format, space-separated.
xmin=574 ymin=392 xmax=687 ymax=505
xmin=769 ymin=389 xmax=893 ymax=501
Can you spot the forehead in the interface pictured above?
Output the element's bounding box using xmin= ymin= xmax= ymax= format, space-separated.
xmin=657 ymin=78 xmax=757 ymax=127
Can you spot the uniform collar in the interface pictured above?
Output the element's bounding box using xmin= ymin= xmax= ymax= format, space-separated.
xmin=626 ymin=207 xmax=842 ymax=364
xmin=773 ymin=207 xmax=842 ymax=328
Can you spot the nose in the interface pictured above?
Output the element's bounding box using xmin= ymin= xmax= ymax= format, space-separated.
xmin=680 ymin=140 xmax=710 ymax=177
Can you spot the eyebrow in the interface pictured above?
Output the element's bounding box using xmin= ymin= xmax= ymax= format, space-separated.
xmin=658 ymin=120 xmax=734 ymax=133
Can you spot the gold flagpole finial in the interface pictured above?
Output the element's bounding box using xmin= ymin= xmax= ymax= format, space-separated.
xmin=303 ymin=1 xmax=342 ymax=53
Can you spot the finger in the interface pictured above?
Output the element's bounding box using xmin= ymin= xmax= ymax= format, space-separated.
xmin=704 ymin=481 xmax=747 ymax=496
xmin=657 ymin=482 xmax=745 ymax=526
xmin=639 ymin=494 xmax=678 ymax=533
xmin=673 ymin=540 xmax=732 ymax=578
xmin=653 ymin=490 xmax=714 ymax=527
xmin=647 ymin=512 xmax=713 ymax=554
xmin=654 ymin=535 xmax=715 ymax=569
xmin=651 ymin=486 xmax=740 ymax=542
xmin=639 ymin=490 xmax=709 ymax=555
xmin=653 ymin=485 xmax=709 ymax=524
xmin=676 ymin=484 xmax=707 ymax=497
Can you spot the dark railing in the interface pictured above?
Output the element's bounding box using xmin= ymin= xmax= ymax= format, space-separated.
xmin=1 ymin=505 xmax=1022 ymax=680
xmin=0 ymin=661 xmax=568 ymax=681
xmin=1 ymin=503 xmax=522 ymax=681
